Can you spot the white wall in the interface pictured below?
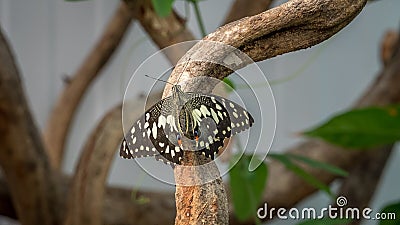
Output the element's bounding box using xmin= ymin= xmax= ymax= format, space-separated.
xmin=1 ymin=0 xmax=399 ymax=224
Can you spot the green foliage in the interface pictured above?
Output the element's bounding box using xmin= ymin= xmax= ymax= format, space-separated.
xmin=379 ymin=201 xmax=400 ymax=225
xmin=229 ymin=154 xmax=268 ymax=222
xmin=286 ymin=154 xmax=348 ymax=177
xmin=151 ymin=0 xmax=175 ymax=17
xmin=268 ymin=153 xmax=333 ymax=196
xmin=304 ymin=105 xmax=400 ymax=149
xmin=223 ymin=77 xmax=236 ymax=93
xmin=297 ymin=218 xmax=352 ymax=225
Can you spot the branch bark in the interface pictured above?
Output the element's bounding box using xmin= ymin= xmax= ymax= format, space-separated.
xmin=158 ymin=1 xmax=368 ymax=224
xmin=43 ymin=2 xmax=132 ymax=169
xmin=63 ymin=92 xmax=161 ymax=225
xmin=0 ymin=29 xmax=60 ymax=225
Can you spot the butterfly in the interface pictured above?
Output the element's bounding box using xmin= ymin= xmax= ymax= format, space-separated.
xmin=120 ymin=84 xmax=254 ymax=166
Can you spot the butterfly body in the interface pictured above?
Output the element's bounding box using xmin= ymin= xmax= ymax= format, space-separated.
xmin=120 ymin=84 xmax=253 ymax=165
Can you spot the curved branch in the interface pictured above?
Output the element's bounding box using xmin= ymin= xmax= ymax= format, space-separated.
xmin=63 ymin=92 xmax=162 ymax=225
xmin=166 ymin=0 xmax=367 ymax=86
xmin=124 ymin=0 xmax=196 ymax=65
xmin=0 ymin=29 xmax=60 ymax=225
xmin=43 ymin=2 xmax=132 ymax=169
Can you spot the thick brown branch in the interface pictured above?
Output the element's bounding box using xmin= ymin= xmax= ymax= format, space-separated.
xmin=124 ymin=0 xmax=196 ymax=64
xmin=43 ymin=2 xmax=132 ymax=169
xmin=164 ymin=0 xmax=367 ymax=86
xmin=0 ymin=29 xmax=60 ymax=225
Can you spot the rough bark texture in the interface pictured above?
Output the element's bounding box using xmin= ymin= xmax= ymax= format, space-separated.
xmin=174 ymin=153 xmax=229 ymax=225
xmin=43 ymin=2 xmax=132 ymax=169
xmin=164 ymin=0 xmax=367 ymax=224
xmin=0 ymin=30 xmax=61 ymax=225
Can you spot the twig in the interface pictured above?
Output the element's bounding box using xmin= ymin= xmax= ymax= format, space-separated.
xmin=43 ymin=2 xmax=132 ymax=169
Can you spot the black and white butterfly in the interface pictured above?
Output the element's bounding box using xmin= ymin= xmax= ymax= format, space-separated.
xmin=120 ymin=84 xmax=254 ymax=165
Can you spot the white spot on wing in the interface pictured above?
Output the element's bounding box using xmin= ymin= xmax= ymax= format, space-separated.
xmin=165 ymin=145 xmax=169 ymax=153
xmin=200 ymin=105 xmax=210 ymax=117
xmin=158 ymin=115 xmax=167 ymax=128
xmin=233 ymin=112 xmax=239 ymax=118
xmin=152 ymin=122 xmax=157 ymax=139
xmin=218 ymin=111 xmax=224 ymax=119
xmin=210 ymin=108 xmax=219 ymax=124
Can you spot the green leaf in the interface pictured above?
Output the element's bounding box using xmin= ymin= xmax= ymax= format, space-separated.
xmin=298 ymin=218 xmax=352 ymax=225
xmin=151 ymin=0 xmax=175 ymax=17
xmin=229 ymin=154 xmax=268 ymax=222
xmin=379 ymin=201 xmax=400 ymax=225
xmin=286 ymin=154 xmax=348 ymax=177
xmin=223 ymin=77 xmax=236 ymax=93
xmin=269 ymin=153 xmax=332 ymax=196
xmin=304 ymin=105 xmax=400 ymax=149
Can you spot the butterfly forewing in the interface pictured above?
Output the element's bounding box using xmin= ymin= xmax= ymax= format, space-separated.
xmin=120 ymin=97 xmax=183 ymax=165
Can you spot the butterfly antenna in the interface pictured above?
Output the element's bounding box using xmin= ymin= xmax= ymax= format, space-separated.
xmin=176 ymin=57 xmax=191 ymax=84
xmin=144 ymin=74 xmax=174 ymax=85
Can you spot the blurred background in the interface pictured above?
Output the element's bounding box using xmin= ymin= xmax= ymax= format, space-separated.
xmin=0 ymin=0 xmax=399 ymax=224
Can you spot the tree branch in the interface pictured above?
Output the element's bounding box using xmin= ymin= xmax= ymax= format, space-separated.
xmin=332 ymin=30 xmax=400 ymax=225
xmin=63 ymin=91 xmax=161 ymax=225
xmin=0 ymin=29 xmax=61 ymax=225
xmin=155 ymin=1 xmax=369 ymax=224
xmin=43 ymin=2 xmax=132 ymax=169
xmin=124 ymin=0 xmax=196 ymax=65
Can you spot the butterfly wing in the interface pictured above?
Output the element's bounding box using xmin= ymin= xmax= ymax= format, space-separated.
xmin=120 ymin=97 xmax=184 ymax=165
xmin=183 ymin=93 xmax=254 ymax=159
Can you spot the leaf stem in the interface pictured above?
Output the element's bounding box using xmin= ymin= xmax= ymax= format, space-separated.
xmin=190 ymin=0 xmax=207 ymax=37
